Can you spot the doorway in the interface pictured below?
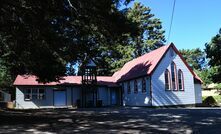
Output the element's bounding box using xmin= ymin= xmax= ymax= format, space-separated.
xmin=54 ymin=90 xmax=67 ymax=106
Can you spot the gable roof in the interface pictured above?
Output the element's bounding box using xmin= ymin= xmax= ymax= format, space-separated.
xmin=13 ymin=75 xmax=117 ymax=87
xmin=113 ymin=43 xmax=202 ymax=83
xmin=113 ymin=44 xmax=171 ymax=82
xmin=13 ymin=43 xmax=202 ymax=86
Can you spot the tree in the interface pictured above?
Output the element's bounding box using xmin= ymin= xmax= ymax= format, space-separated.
xmin=95 ymin=2 xmax=166 ymax=75
xmin=0 ymin=0 xmax=137 ymax=82
xmin=96 ymin=44 xmax=134 ymax=75
xmin=195 ymin=69 xmax=212 ymax=86
xmin=126 ymin=2 xmax=166 ymax=57
xmin=0 ymin=60 xmax=13 ymax=89
xmin=179 ymin=48 xmax=206 ymax=70
xmin=205 ymin=29 xmax=221 ymax=83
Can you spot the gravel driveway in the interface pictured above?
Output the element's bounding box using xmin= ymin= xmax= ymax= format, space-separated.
xmin=0 ymin=107 xmax=221 ymax=134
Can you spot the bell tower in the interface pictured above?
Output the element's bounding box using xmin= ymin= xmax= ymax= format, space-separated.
xmin=81 ymin=59 xmax=97 ymax=107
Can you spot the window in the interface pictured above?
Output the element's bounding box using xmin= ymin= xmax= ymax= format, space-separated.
xmin=178 ymin=69 xmax=184 ymax=91
xmin=24 ymin=88 xmax=46 ymax=101
xmin=171 ymin=62 xmax=177 ymax=90
xmin=24 ymin=89 xmax=32 ymax=100
xmin=134 ymin=80 xmax=138 ymax=93
xmin=85 ymin=68 xmax=91 ymax=76
xmin=127 ymin=81 xmax=131 ymax=94
xmin=165 ymin=69 xmax=171 ymax=90
xmin=32 ymin=89 xmax=38 ymax=99
xmin=142 ymin=78 xmax=146 ymax=93
xmin=38 ymin=89 xmax=46 ymax=99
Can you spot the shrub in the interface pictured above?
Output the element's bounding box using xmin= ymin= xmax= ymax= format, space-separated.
xmin=202 ymin=96 xmax=218 ymax=107
xmin=215 ymin=83 xmax=221 ymax=95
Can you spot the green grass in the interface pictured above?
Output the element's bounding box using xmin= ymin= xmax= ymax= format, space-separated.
xmin=213 ymin=95 xmax=221 ymax=103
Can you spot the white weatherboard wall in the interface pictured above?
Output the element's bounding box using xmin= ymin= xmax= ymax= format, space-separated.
xmin=194 ymin=84 xmax=202 ymax=104
xmin=16 ymin=87 xmax=74 ymax=109
xmin=122 ymin=77 xmax=151 ymax=106
xmin=152 ymin=48 xmax=197 ymax=106
xmin=16 ymin=87 xmax=55 ymax=109
xmin=16 ymin=86 xmax=113 ymax=109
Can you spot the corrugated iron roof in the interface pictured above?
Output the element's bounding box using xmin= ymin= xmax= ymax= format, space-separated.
xmin=13 ymin=75 xmax=117 ymax=87
xmin=113 ymin=45 xmax=171 ymax=82
xmin=13 ymin=43 xmax=202 ymax=86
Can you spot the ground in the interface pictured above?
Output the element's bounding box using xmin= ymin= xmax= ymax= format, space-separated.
xmin=0 ymin=107 xmax=221 ymax=134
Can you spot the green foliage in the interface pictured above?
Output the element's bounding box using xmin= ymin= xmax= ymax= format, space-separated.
xmin=215 ymin=83 xmax=221 ymax=90
xmin=179 ymin=48 xmax=206 ymax=70
xmin=202 ymin=96 xmax=218 ymax=107
xmin=0 ymin=1 xmax=166 ymax=82
xmin=195 ymin=69 xmax=213 ymax=86
xmin=0 ymin=61 xmax=13 ymax=88
xmin=179 ymin=48 xmax=210 ymax=85
xmin=205 ymin=29 xmax=221 ymax=83
xmin=0 ymin=0 xmax=137 ymax=82
xmin=214 ymin=83 xmax=221 ymax=95
xmin=94 ymin=2 xmax=166 ymax=75
xmin=126 ymin=2 xmax=166 ymax=57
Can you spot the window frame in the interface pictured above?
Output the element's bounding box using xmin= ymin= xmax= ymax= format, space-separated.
xmin=38 ymin=88 xmax=46 ymax=100
xmin=165 ymin=69 xmax=171 ymax=91
xmin=24 ymin=88 xmax=46 ymax=101
xmin=178 ymin=69 xmax=185 ymax=91
xmin=171 ymin=62 xmax=178 ymax=91
xmin=24 ymin=89 xmax=32 ymax=101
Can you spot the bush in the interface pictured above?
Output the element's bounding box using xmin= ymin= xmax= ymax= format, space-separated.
xmin=215 ymin=83 xmax=221 ymax=95
xmin=202 ymin=96 xmax=218 ymax=107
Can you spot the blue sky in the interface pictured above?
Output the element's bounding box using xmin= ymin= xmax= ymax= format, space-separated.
xmin=125 ymin=0 xmax=221 ymax=50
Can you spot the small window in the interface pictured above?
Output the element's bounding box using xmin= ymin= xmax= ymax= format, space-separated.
xmin=171 ymin=62 xmax=178 ymax=90
xmin=134 ymin=80 xmax=138 ymax=93
xmin=142 ymin=78 xmax=146 ymax=93
xmin=38 ymin=89 xmax=46 ymax=100
xmin=165 ymin=69 xmax=171 ymax=90
xmin=85 ymin=68 xmax=90 ymax=76
xmin=127 ymin=81 xmax=131 ymax=94
xmin=24 ymin=88 xmax=46 ymax=101
xmin=178 ymin=70 xmax=184 ymax=91
xmin=24 ymin=89 xmax=32 ymax=100
xmin=32 ymin=89 xmax=38 ymax=100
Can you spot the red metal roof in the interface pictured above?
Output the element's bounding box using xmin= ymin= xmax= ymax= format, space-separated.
xmin=113 ymin=43 xmax=202 ymax=83
xmin=13 ymin=43 xmax=202 ymax=86
xmin=113 ymin=44 xmax=171 ymax=82
xmin=13 ymin=75 xmax=117 ymax=87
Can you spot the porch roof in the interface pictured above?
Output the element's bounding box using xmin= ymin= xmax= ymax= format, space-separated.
xmin=13 ymin=75 xmax=118 ymax=87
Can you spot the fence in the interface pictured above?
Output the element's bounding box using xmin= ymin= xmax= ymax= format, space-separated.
xmin=0 ymin=90 xmax=11 ymax=102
